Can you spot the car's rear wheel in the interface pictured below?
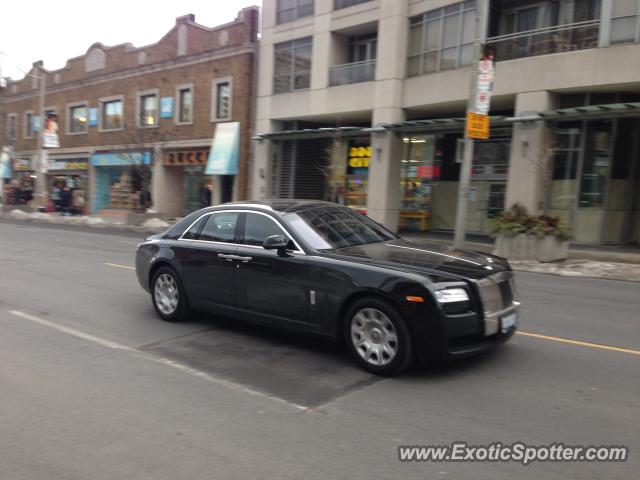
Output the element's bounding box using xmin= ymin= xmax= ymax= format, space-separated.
xmin=151 ymin=267 xmax=189 ymax=322
xmin=344 ymin=297 xmax=413 ymax=376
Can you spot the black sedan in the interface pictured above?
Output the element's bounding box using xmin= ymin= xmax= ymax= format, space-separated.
xmin=136 ymin=200 xmax=519 ymax=375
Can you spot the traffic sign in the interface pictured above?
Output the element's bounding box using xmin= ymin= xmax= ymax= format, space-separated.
xmin=465 ymin=113 xmax=490 ymax=140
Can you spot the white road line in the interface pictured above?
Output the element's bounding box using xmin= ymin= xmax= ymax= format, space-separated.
xmin=115 ymin=240 xmax=139 ymax=245
xmin=9 ymin=310 xmax=132 ymax=351
xmin=104 ymin=262 xmax=136 ymax=270
xmin=7 ymin=309 xmax=307 ymax=411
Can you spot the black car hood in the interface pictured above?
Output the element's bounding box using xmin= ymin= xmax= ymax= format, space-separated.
xmin=326 ymin=239 xmax=508 ymax=280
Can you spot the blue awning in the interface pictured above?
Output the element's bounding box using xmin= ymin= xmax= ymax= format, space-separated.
xmin=205 ymin=122 xmax=240 ymax=175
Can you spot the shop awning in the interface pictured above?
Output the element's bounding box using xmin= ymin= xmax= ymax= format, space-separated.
xmin=253 ymin=102 xmax=640 ymax=141
xmin=206 ymin=121 xmax=240 ymax=175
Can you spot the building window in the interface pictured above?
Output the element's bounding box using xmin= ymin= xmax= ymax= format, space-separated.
xmin=610 ymin=0 xmax=640 ymax=44
xmin=138 ymin=92 xmax=158 ymax=127
xmin=177 ymin=85 xmax=193 ymax=124
xmin=212 ymin=78 xmax=233 ymax=121
xmin=276 ymin=0 xmax=314 ymax=24
xmin=24 ymin=111 xmax=34 ymax=138
xmin=69 ymin=104 xmax=88 ymax=134
xmin=408 ymin=0 xmax=476 ymax=76
xmin=7 ymin=114 xmax=17 ymax=141
xmin=274 ymin=37 xmax=312 ymax=93
xmin=335 ymin=0 xmax=371 ymax=10
xmin=101 ymin=98 xmax=123 ymax=131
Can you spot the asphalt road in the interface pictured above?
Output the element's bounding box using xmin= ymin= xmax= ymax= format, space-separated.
xmin=1 ymin=218 xmax=638 ymax=480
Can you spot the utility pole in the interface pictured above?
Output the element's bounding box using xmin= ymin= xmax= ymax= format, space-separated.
xmin=36 ymin=64 xmax=47 ymax=210
xmin=453 ymin=0 xmax=489 ymax=249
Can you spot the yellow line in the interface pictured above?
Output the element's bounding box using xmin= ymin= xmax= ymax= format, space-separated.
xmin=517 ymin=331 xmax=640 ymax=356
xmin=104 ymin=262 xmax=135 ymax=270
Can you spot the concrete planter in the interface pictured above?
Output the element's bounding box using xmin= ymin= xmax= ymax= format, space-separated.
xmin=493 ymin=234 xmax=569 ymax=262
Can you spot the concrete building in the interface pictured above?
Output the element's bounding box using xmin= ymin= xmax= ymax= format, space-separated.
xmin=252 ymin=0 xmax=640 ymax=245
xmin=1 ymin=6 xmax=259 ymax=218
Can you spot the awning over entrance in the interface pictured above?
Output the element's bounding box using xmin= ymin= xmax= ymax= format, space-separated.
xmin=253 ymin=102 xmax=640 ymax=140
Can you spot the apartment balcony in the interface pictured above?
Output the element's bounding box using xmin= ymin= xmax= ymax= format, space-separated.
xmin=486 ymin=20 xmax=601 ymax=62
xmin=329 ymin=59 xmax=376 ymax=86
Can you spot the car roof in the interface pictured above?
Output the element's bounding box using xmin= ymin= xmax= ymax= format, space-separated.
xmin=222 ymin=199 xmax=337 ymax=214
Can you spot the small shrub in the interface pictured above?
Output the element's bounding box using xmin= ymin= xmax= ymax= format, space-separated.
xmin=490 ymin=204 xmax=571 ymax=241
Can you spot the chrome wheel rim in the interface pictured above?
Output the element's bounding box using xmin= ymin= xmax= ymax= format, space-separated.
xmin=154 ymin=273 xmax=179 ymax=315
xmin=350 ymin=308 xmax=398 ymax=366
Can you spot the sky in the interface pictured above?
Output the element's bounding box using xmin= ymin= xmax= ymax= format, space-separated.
xmin=0 ymin=0 xmax=260 ymax=80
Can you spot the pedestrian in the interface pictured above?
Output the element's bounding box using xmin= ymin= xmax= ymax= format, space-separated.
xmin=60 ymin=187 xmax=72 ymax=216
xmin=200 ymin=183 xmax=212 ymax=208
xmin=51 ymin=182 xmax=62 ymax=212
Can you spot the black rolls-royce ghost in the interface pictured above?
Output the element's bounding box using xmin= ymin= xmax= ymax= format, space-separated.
xmin=136 ymin=200 xmax=520 ymax=376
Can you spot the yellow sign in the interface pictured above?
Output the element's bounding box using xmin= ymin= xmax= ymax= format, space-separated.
xmin=348 ymin=145 xmax=372 ymax=169
xmin=465 ymin=113 xmax=490 ymax=140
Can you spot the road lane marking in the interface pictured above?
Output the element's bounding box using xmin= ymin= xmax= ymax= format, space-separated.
xmin=115 ymin=240 xmax=139 ymax=245
xmin=517 ymin=331 xmax=640 ymax=356
xmin=6 ymin=309 xmax=307 ymax=411
xmin=104 ymin=262 xmax=135 ymax=270
xmin=9 ymin=310 xmax=132 ymax=351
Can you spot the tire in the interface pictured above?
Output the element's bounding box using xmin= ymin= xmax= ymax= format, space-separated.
xmin=344 ymin=296 xmax=413 ymax=376
xmin=151 ymin=266 xmax=190 ymax=323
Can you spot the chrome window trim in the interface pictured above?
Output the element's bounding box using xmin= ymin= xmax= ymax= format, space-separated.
xmin=177 ymin=209 xmax=305 ymax=254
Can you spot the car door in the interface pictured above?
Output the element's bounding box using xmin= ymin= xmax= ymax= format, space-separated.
xmin=234 ymin=211 xmax=311 ymax=327
xmin=180 ymin=211 xmax=241 ymax=312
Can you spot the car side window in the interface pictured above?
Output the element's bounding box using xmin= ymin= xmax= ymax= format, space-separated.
xmin=198 ymin=212 xmax=240 ymax=243
xmin=182 ymin=215 xmax=208 ymax=240
xmin=243 ymin=213 xmax=294 ymax=248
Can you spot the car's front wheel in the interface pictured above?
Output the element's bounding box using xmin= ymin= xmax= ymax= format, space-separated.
xmin=344 ymin=297 xmax=413 ymax=376
xmin=151 ymin=267 xmax=189 ymax=322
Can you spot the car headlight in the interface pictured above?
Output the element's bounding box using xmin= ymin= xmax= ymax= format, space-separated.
xmin=434 ymin=288 xmax=470 ymax=303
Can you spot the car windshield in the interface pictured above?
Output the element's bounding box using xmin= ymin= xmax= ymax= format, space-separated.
xmin=285 ymin=206 xmax=397 ymax=249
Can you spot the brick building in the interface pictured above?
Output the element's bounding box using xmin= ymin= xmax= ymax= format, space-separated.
xmin=0 ymin=6 xmax=258 ymax=217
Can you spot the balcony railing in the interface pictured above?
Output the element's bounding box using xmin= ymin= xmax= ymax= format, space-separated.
xmin=329 ymin=59 xmax=376 ymax=86
xmin=486 ymin=20 xmax=600 ymax=62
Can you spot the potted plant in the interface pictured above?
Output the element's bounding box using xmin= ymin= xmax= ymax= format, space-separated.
xmin=490 ymin=204 xmax=571 ymax=262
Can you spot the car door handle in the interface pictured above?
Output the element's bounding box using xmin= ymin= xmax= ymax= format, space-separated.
xmin=218 ymin=253 xmax=238 ymax=262
xmin=237 ymin=256 xmax=252 ymax=263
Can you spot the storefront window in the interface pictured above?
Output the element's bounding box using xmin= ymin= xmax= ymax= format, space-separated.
xmin=579 ymin=120 xmax=612 ymax=208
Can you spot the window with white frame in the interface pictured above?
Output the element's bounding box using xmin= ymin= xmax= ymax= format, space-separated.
xmin=177 ymin=85 xmax=193 ymax=124
xmin=609 ymin=0 xmax=640 ymax=44
xmin=212 ymin=79 xmax=232 ymax=121
xmin=273 ymin=37 xmax=312 ymax=93
xmin=138 ymin=92 xmax=158 ymax=127
xmin=24 ymin=111 xmax=35 ymax=138
xmin=408 ymin=0 xmax=476 ymax=76
xmin=101 ymin=98 xmax=123 ymax=130
xmin=7 ymin=114 xmax=17 ymax=141
xmin=69 ymin=104 xmax=88 ymax=133
xmin=276 ymin=0 xmax=314 ymax=24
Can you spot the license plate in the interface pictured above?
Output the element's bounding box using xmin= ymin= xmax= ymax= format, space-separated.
xmin=501 ymin=312 xmax=518 ymax=333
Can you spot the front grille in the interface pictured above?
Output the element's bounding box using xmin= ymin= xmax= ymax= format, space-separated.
xmin=478 ymin=275 xmax=516 ymax=316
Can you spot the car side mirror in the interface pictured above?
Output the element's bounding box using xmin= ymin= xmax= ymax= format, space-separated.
xmin=263 ymin=234 xmax=289 ymax=255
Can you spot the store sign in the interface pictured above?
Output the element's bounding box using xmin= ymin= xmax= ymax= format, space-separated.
xmin=347 ymin=144 xmax=371 ymax=174
xmin=88 ymin=108 xmax=99 ymax=126
xmin=160 ymin=97 xmax=174 ymax=118
xmin=466 ymin=112 xmax=490 ymax=140
xmin=48 ymin=159 xmax=89 ymax=171
xmin=14 ymin=158 xmax=34 ymax=171
xmin=91 ymin=152 xmax=152 ymax=166
xmin=206 ymin=122 xmax=240 ymax=175
xmin=163 ymin=148 xmax=209 ymax=166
